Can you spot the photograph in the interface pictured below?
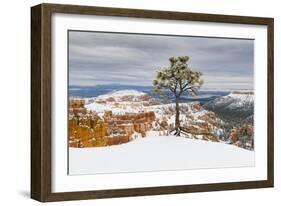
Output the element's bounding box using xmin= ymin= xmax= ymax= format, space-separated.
xmin=67 ymin=30 xmax=255 ymax=175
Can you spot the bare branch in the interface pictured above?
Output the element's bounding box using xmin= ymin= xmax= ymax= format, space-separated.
xmin=181 ymin=82 xmax=190 ymax=91
xmin=189 ymin=87 xmax=198 ymax=95
xmin=183 ymin=85 xmax=200 ymax=92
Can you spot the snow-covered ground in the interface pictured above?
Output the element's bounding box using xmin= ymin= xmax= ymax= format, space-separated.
xmin=69 ymin=132 xmax=254 ymax=175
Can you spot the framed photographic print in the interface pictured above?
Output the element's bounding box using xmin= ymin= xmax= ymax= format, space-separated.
xmin=31 ymin=3 xmax=274 ymax=202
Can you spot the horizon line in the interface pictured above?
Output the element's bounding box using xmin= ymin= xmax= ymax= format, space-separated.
xmin=69 ymin=84 xmax=253 ymax=92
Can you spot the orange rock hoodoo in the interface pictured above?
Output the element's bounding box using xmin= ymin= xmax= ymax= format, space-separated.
xmin=229 ymin=124 xmax=254 ymax=147
xmin=68 ymin=100 xmax=156 ymax=148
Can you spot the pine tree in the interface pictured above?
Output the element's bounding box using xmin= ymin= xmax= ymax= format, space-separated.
xmin=153 ymin=56 xmax=203 ymax=136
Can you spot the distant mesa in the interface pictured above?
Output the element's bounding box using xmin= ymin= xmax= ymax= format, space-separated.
xmin=95 ymin=90 xmax=153 ymax=103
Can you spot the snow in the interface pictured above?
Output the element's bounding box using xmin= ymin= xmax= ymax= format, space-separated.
xmin=85 ymin=102 xmax=126 ymax=115
xmin=95 ymin=90 xmax=147 ymax=101
xmin=143 ymin=103 xmax=194 ymax=116
xmin=228 ymin=93 xmax=254 ymax=102
xmin=218 ymin=92 xmax=254 ymax=105
xmin=223 ymin=93 xmax=254 ymax=110
xmin=85 ymin=97 xmax=197 ymax=118
xmin=204 ymin=92 xmax=254 ymax=111
xmin=69 ymin=132 xmax=254 ymax=175
xmin=83 ymin=89 xmax=154 ymax=116
xmin=84 ymin=90 xmax=203 ymax=118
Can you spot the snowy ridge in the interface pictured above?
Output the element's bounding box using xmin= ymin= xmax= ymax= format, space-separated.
xmin=95 ymin=90 xmax=147 ymax=101
xmin=203 ymin=91 xmax=254 ymax=122
xmin=228 ymin=92 xmax=254 ymax=102
xmin=86 ymin=89 xmax=153 ymax=115
xmin=204 ymin=91 xmax=254 ymax=109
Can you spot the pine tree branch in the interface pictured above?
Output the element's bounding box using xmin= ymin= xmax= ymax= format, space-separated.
xmin=182 ymin=85 xmax=200 ymax=92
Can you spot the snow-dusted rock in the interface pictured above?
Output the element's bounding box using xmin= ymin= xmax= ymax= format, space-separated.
xmin=85 ymin=90 xmax=225 ymax=143
xmin=95 ymin=89 xmax=151 ymax=102
xmin=203 ymin=91 xmax=254 ymax=122
xmin=79 ymin=90 xmax=254 ymax=149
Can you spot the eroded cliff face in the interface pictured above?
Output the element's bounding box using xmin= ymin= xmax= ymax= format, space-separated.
xmin=203 ymin=92 xmax=254 ymax=150
xmin=151 ymin=102 xmax=223 ymax=142
xmin=68 ymin=99 xmax=156 ymax=148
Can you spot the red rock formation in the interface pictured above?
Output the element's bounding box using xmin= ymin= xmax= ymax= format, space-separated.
xmin=68 ymin=99 xmax=156 ymax=148
xmin=229 ymin=124 xmax=254 ymax=147
xmin=95 ymin=100 xmax=106 ymax=104
xmin=69 ymin=99 xmax=85 ymax=108
xmin=229 ymin=128 xmax=238 ymax=143
xmin=106 ymin=97 xmax=115 ymax=102
xmin=191 ymin=102 xmax=201 ymax=112
xmin=232 ymin=91 xmax=254 ymax=95
xmin=197 ymin=112 xmax=219 ymax=127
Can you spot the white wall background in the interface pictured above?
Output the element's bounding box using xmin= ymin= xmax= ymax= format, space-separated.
xmin=0 ymin=0 xmax=279 ymax=205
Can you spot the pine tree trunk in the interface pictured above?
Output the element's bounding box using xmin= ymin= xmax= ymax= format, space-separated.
xmin=174 ymin=96 xmax=180 ymax=136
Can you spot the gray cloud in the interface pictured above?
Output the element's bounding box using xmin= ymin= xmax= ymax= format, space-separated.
xmin=69 ymin=31 xmax=254 ymax=90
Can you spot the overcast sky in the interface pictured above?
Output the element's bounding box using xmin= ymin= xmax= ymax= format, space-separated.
xmin=69 ymin=31 xmax=254 ymax=90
